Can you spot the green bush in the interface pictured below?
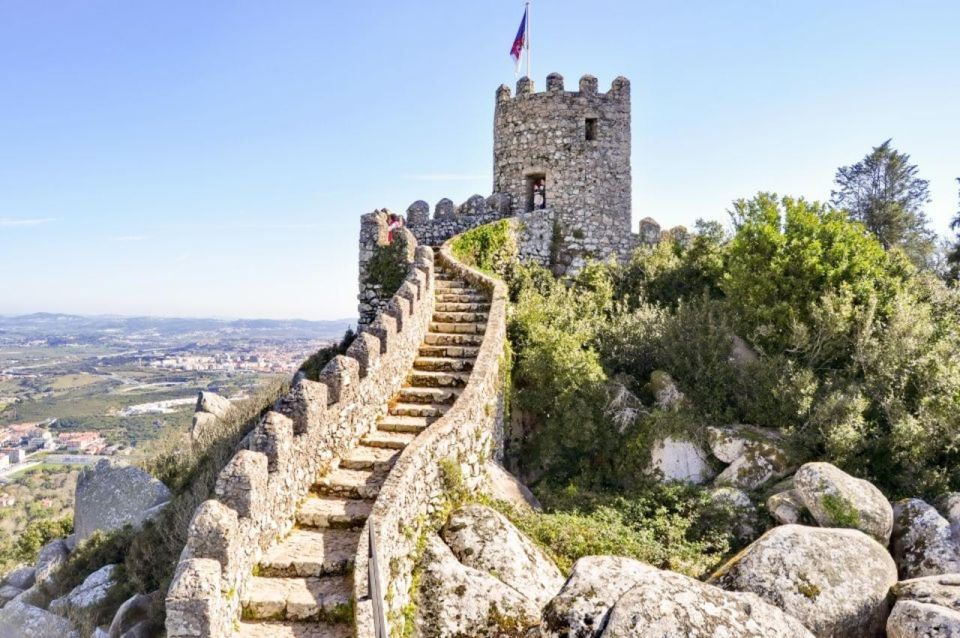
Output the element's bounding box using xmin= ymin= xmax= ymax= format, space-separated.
xmin=299 ymin=328 xmax=356 ymax=382
xmin=493 ymin=483 xmax=738 ymax=577
xmin=365 ymin=233 xmax=410 ymax=296
xmin=723 ymin=193 xmax=910 ymax=354
xmin=450 ymin=219 xmax=518 ymax=279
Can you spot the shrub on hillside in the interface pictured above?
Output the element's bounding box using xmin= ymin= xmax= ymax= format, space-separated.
xmin=723 ymin=193 xmax=910 ymax=354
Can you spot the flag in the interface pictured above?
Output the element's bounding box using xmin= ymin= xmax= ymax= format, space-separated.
xmin=510 ymin=7 xmax=527 ymax=72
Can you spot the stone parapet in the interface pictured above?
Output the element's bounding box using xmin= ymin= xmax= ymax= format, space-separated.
xmin=165 ymin=245 xmax=436 ymax=638
xmin=353 ymin=227 xmax=509 ymax=637
xmin=404 ymin=193 xmax=514 ymax=248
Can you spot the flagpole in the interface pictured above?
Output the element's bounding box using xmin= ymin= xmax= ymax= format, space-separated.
xmin=525 ymin=1 xmax=531 ymax=79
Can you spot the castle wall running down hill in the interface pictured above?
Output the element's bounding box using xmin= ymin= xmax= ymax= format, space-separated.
xmin=165 ymin=242 xmax=437 ymax=638
xmin=353 ymin=235 xmax=509 ymax=637
xmin=358 ymin=196 xmax=513 ymax=328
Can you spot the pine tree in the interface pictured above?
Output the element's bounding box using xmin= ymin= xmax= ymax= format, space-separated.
xmin=831 ymin=140 xmax=934 ymax=266
xmin=947 ymin=178 xmax=960 ymax=281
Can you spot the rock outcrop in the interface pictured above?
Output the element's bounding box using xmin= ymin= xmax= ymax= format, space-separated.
xmin=0 ymin=599 xmax=79 ymax=638
xmin=710 ymin=524 xmax=897 ymax=637
xmin=483 ymin=461 xmax=541 ymax=512
xmin=891 ymin=498 xmax=960 ymax=578
xmin=888 ymin=573 xmax=960 ymax=637
xmin=34 ymin=539 xmax=69 ymax=594
xmin=649 ymin=437 xmax=715 ymax=484
xmin=441 ymin=505 xmax=563 ymax=609
xmin=49 ymin=564 xmax=117 ymax=622
xmin=540 ymin=555 xmax=655 ymax=637
xmin=601 ymin=567 xmax=814 ymax=637
xmin=767 ymin=489 xmax=809 ymax=525
xmin=793 ymin=462 xmax=893 ymax=544
xmin=708 ymin=425 xmax=791 ymax=490
xmin=74 ymin=459 xmax=171 ymax=543
xmin=414 ymin=534 xmax=540 ymax=638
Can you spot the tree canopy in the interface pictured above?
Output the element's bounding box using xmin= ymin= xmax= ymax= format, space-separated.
xmin=831 ymin=140 xmax=934 ymax=267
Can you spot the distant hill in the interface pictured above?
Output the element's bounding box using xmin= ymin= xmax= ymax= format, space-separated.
xmin=0 ymin=313 xmax=354 ymax=341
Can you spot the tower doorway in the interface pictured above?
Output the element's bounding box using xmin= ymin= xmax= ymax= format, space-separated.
xmin=525 ymin=173 xmax=546 ymax=211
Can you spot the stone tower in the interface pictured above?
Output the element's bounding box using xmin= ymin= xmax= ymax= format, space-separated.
xmin=493 ymin=73 xmax=633 ymax=265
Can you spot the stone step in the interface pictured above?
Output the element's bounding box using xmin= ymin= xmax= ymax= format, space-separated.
xmin=388 ymin=402 xmax=448 ymax=418
xmin=432 ymin=311 xmax=489 ymax=324
xmin=362 ymin=430 xmax=417 ymax=450
xmin=407 ymin=370 xmax=471 ymax=388
xmin=429 ymin=321 xmax=486 ymax=335
xmin=258 ymin=528 xmax=359 ymax=578
xmin=436 ymin=293 xmax=488 ymax=303
xmin=297 ymin=495 xmax=372 ymax=529
xmin=435 ymin=302 xmax=490 ymax=313
xmin=378 ymin=415 xmax=432 ymax=434
xmin=414 ymin=356 xmax=474 ymax=373
xmin=236 ymin=621 xmax=352 ymax=638
xmin=417 ymin=344 xmax=480 ymax=359
xmin=339 ymin=445 xmax=400 ymax=471
xmin=313 ymin=467 xmax=386 ymax=500
xmin=241 ymin=574 xmax=352 ymax=622
xmin=395 ymin=386 xmax=462 ymax=405
xmin=434 ymin=279 xmax=470 ymax=290
xmin=423 ymin=332 xmax=484 ymax=347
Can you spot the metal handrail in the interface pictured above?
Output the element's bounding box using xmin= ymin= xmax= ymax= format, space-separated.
xmin=369 ymin=521 xmax=389 ymax=638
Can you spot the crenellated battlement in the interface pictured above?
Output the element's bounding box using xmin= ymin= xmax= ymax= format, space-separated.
xmin=166 ymin=242 xmax=437 ymax=638
xmin=495 ymin=72 xmax=630 ymax=103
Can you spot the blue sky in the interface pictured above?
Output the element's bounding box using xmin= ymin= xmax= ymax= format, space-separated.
xmin=1 ymin=0 xmax=957 ymax=320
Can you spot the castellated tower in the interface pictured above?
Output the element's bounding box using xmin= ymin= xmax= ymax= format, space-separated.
xmin=494 ymin=72 xmax=633 ymax=268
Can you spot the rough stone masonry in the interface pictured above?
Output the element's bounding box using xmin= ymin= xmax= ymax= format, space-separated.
xmin=358 ymin=73 xmax=671 ymax=326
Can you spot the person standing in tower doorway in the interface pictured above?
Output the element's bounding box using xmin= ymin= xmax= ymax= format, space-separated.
xmin=533 ymin=177 xmax=546 ymax=209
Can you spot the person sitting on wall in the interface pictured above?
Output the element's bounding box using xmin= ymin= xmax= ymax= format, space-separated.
xmin=533 ymin=179 xmax=546 ymax=210
xmin=387 ymin=213 xmax=404 ymax=243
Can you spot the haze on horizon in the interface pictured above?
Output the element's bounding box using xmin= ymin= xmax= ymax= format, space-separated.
xmin=1 ymin=0 xmax=957 ymax=320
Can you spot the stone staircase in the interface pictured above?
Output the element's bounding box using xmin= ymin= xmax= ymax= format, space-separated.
xmin=236 ymin=263 xmax=490 ymax=637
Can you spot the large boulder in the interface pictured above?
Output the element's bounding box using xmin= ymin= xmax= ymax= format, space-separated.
xmin=793 ymin=462 xmax=893 ymax=544
xmin=4 ymin=567 xmax=36 ymax=591
xmin=195 ymin=391 xmax=231 ymax=419
xmin=483 ymin=461 xmax=542 ymax=512
xmin=936 ymin=492 xmax=960 ymax=545
xmin=710 ymin=487 xmax=760 ymax=542
xmin=74 ymin=459 xmax=171 ymax=543
xmin=540 ymin=555 xmax=656 ymax=637
xmin=441 ymin=504 xmax=563 ymax=609
xmin=601 ymin=567 xmax=814 ymax=637
xmin=887 ymin=600 xmax=960 ymax=637
xmin=767 ymin=489 xmax=810 ymax=526
xmin=414 ymin=534 xmax=539 ymax=638
xmin=709 ymin=425 xmax=791 ymax=490
xmin=49 ymin=564 xmax=117 ymax=619
xmin=34 ymin=539 xmax=69 ymax=593
xmin=706 ymin=424 xmax=782 ymax=464
xmin=108 ymin=591 xmax=160 ymax=638
xmin=649 ymin=437 xmax=715 ymax=485
xmin=0 ymin=585 xmax=23 ymax=606
xmin=891 ymin=499 xmax=960 ymax=579
xmin=0 ymin=600 xmax=79 ymax=637
xmin=887 ymin=573 xmax=960 ymax=637
xmin=709 ymin=524 xmax=897 ymax=637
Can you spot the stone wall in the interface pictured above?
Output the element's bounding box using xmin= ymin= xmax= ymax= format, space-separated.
xmin=357 ymin=210 xmax=418 ymax=328
xmin=494 ymin=73 xmax=635 ymax=270
xmin=352 ymin=235 xmax=509 ymax=637
xmin=165 ymin=244 xmax=437 ymax=638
